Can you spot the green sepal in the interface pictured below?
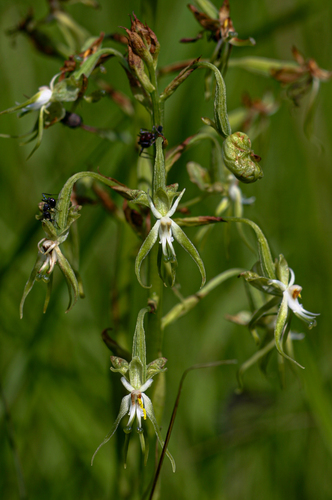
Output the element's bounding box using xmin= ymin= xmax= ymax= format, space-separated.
xmin=275 ymin=294 xmax=304 ymax=368
xmin=157 ymin=244 xmax=177 ymax=287
xmin=247 ymin=296 xmax=281 ymax=344
xmin=52 ymin=75 xmax=84 ymax=102
xmin=132 ymin=307 xmax=149 ymax=376
xmin=43 ymin=101 xmax=66 ymax=127
xmin=129 ymin=356 xmax=145 ymax=389
xmin=41 ymin=219 xmax=59 ymax=240
xmin=171 ymin=221 xmax=206 ymax=288
xmin=160 ymin=57 xmax=200 ymax=102
xmin=91 ymin=394 xmax=131 ymax=465
xmin=187 ymin=161 xmax=211 ymax=191
xmin=275 ymin=254 xmax=289 ymax=286
xmin=230 ymin=37 xmax=256 ymax=47
xmin=135 ymin=221 xmax=159 ymax=288
xmin=237 ymin=339 xmax=275 ymax=392
xmin=195 ymin=0 xmax=218 ymax=19
xmin=73 ymin=47 xmax=128 ymax=80
xmin=146 ymin=357 xmax=168 ymax=379
xmin=222 ymin=132 xmax=263 ymax=183
xmin=153 ymin=187 xmax=170 ymax=216
xmin=84 ymin=89 xmax=107 ymax=103
xmin=20 ymin=252 xmax=45 ymax=318
xmin=304 ymin=77 xmax=320 ymax=142
xmin=240 ymin=271 xmax=283 ymax=296
xmin=173 ymin=215 xmax=225 ymax=227
xmin=54 ymin=245 xmax=80 ymax=313
xmin=43 ymin=273 xmax=53 ymax=314
xmin=228 ymin=56 xmax=299 ymax=77
xmin=110 ymin=356 xmax=129 ymax=376
xmin=222 ymin=217 xmax=275 ymax=279
xmin=26 ymin=106 xmax=44 ymax=159
xmin=143 ymin=394 xmax=176 ymax=472
xmin=196 ymin=61 xmax=232 ymax=138
xmin=0 ymin=92 xmax=45 ymax=116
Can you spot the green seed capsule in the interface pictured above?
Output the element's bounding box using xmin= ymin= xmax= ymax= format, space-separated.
xmin=222 ymin=132 xmax=263 ymax=183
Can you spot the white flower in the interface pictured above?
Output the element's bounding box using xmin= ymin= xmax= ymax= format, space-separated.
xmin=91 ymin=374 xmax=176 ymax=471
xmin=25 ymin=86 xmax=53 ymax=111
xmin=270 ymin=269 xmax=319 ymax=325
xmin=135 ymin=189 xmax=206 ymax=287
xmin=21 ymin=73 xmax=59 ymax=113
xmin=149 ymin=189 xmax=185 ymax=262
xmin=120 ymin=376 xmax=153 ymax=430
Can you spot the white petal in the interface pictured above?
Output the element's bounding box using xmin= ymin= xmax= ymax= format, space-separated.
xmin=140 ymin=378 xmax=153 ymax=392
xmin=127 ymin=401 xmax=136 ymax=427
xmin=288 ymin=268 xmax=295 ymax=286
xmin=121 ymin=377 xmax=135 ymax=393
xmin=148 ymin=195 xmax=163 ymax=219
xmin=167 ymin=189 xmax=186 ymax=218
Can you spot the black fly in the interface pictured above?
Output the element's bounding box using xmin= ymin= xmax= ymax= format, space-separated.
xmin=39 ymin=193 xmax=57 ymax=223
xmin=138 ymin=125 xmax=164 ymax=156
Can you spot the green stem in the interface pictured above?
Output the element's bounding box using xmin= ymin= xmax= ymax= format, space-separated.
xmin=145 ymin=61 xmax=165 ymax=360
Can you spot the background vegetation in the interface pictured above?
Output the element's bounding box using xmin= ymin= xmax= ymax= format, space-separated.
xmin=1 ymin=0 xmax=332 ymax=498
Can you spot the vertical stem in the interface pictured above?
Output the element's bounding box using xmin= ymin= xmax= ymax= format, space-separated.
xmin=146 ymin=61 xmax=165 ymax=360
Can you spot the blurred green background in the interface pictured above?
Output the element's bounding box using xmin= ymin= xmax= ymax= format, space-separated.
xmin=1 ymin=0 xmax=332 ymax=499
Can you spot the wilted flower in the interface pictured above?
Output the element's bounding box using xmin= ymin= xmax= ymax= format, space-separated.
xmin=182 ymin=1 xmax=255 ymax=46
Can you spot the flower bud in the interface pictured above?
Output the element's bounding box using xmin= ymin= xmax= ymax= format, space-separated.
xmin=127 ymin=45 xmax=155 ymax=93
xmin=222 ymin=132 xmax=263 ymax=183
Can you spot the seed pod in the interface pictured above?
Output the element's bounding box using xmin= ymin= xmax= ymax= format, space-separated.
xmin=222 ymin=132 xmax=263 ymax=183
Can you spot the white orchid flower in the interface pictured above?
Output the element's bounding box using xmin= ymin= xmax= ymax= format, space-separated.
xmin=135 ymin=189 xmax=206 ymax=288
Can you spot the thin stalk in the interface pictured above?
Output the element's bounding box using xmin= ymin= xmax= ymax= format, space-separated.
xmin=145 ymin=60 xmax=166 ymax=360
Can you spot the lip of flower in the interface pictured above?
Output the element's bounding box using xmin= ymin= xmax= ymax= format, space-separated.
xmin=121 ymin=377 xmax=153 ymax=429
xmin=269 ymin=268 xmax=319 ymax=325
